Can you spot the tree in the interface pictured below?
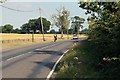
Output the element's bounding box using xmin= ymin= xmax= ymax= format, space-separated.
xmin=20 ymin=17 xmax=51 ymax=34
xmin=13 ymin=28 xmax=21 ymax=33
xmin=0 ymin=26 xmax=2 ymax=33
xmin=20 ymin=23 xmax=30 ymax=34
xmin=29 ymin=19 xmax=37 ymax=33
xmin=0 ymin=0 xmax=7 ymax=3
xmin=71 ymin=16 xmax=85 ymax=34
xmin=52 ymin=7 xmax=70 ymax=38
xmin=2 ymin=24 xmax=13 ymax=33
xmin=68 ymin=29 xmax=73 ymax=34
xmin=80 ymin=28 xmax=89 ymax=34
xmin=79 ymin=2 xmax=120 ymax=58
xmin=39 ymin=17 xmax=51 ymax=33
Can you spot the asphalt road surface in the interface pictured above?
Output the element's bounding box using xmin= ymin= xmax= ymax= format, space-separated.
xmin=2 ymin=40 xmax=79 ymax=79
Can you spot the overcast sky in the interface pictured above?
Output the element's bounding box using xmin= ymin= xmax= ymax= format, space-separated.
xmin=0 ymin=0 xmax=89 ymax=31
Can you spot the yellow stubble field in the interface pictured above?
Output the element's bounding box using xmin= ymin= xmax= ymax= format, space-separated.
xmin=1 ymin=33 xmax=88 ymax=51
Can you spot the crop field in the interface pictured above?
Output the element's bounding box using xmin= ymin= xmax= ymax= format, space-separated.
xmin=1 ymin=33 xmax=87 ymax=51
xmin=2 ymin=34 xmax=70 ymax=40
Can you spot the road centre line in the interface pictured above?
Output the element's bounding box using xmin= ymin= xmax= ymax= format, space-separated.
xmin=5 ymin=45 xmax=53 ymax=61
xmin=6 ymin=54 xmax=25 ymax=61
xmin=3 ymin=42 xmax=61 ymax=62
xmin=46 ymin=49 xmax=69 ymax=80
xmin=35 ymin=43 xmax=58 ymax=51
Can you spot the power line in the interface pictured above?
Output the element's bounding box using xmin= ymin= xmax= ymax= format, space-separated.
xmin=39 ymin=8 xmax=45 ymax=41
xmin=0 ymin=4 xmax=38 ymax=12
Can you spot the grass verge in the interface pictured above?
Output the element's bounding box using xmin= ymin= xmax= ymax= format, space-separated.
xmin=54 ymin=40 xmax=120 ymax=79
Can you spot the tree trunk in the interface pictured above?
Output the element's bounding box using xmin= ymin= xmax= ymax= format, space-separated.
xmin=60 ymin=28 xmax=63 ymax=39
xmin=61 ymin=30 xmax=63 ymax=39
xmin=67 ymin=29 xmax=69 ymax=39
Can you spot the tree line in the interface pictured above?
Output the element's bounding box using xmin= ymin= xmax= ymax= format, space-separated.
xmin=0 ymin=17 xmax=51 ymax=34
xmin=1 ymin=7 xmax=86 ymax=36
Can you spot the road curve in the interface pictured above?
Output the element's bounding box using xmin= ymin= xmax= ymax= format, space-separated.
xmin=2 ymin=40 xmax=76 ymax=79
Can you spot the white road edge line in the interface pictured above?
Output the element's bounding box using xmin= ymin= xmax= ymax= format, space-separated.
xmin=46 ymin=49 xmax=69 ymax=80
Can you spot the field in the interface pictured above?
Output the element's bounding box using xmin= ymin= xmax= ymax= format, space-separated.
xmin=1 ymin=33 xmax=87 ymax=51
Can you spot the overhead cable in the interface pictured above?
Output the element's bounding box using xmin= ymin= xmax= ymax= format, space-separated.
xmin=0 ymin=4 xmax=38 ymax=12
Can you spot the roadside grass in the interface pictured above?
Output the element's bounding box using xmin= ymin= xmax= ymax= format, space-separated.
xmin=54 ymin=40 xmax=120 ymax=79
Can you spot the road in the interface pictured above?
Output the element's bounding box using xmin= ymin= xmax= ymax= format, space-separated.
xmin=2 ymin=40 xmax=78 ymax=79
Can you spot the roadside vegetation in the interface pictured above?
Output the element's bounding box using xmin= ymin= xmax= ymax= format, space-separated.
xmin=1 ymin=1 xmax=120 ymax=78
xmin=55 ymin=40 xmax=120 ymax=79
xmin=54 ymin=1 xmax=120 ymax=79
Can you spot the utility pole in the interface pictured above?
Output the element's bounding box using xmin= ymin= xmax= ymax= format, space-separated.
xmin=32 ymin=30 xmax=34 ymax=42
xmin=30 ymin=21 xmax=34 ymax=42
xmin=39 ymin=8 xmax=45 ymax=41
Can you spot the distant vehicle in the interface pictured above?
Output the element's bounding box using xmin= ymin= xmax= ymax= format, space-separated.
xmin=72 ymin=34 xmax=79 ymax=40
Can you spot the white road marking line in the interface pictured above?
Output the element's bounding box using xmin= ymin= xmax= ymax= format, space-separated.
xmin=64 ymin=50 xmax=69 ymax=53
xmin=36 ymin=46 xmax=49 ymax=50
xmin=28 ymin=52 xmax=32 ymax=53
xmin=6 ymin=54 xmax=25 ymax=61
xmin=34 ymin=45 xmax=56 ymax=53
xmin=46 ymin=49 xmax=69 ymax=80
xmin=35 ymin=43 xmax=57 ymax=51
xmin=3 ymin=43 xmax=58 ymax=62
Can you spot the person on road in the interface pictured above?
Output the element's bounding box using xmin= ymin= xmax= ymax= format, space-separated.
xmin=54 ymin=34 xmax=57 ymax=42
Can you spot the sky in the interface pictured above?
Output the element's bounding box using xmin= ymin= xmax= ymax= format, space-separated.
xmin=0 ymin=0 xmax=89 ymax=31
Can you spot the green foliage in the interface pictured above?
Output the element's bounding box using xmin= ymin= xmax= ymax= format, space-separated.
xmin=20 ymin=23 xmax=30 ymax=34
xmin=52 ymin=7 xmax=70 ymax=38
xmin=80 ymin=28 xmax=89 ymax=34
xmin=20 ymin=17 xmax=51 ymax=34
xmin=12 ymin=28 xmax=21 ymax=33
xmin=68 ymin=29 xmax=73 ymax=34
xmin=71 ymin=16 xmax=85 ymax=34
xmin=2 ymin=24 xmax=13 ymax=33
xmin=79 ymin=2 xmax=120 ymax=58
xmin=55 ymin=40 xmax=120 ymax=79
xmin=0 ymin=26 xmax=2 ymax=33
xmin=0 ymin=0 xmax=7 ymax=3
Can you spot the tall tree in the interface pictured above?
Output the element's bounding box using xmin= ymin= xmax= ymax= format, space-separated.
xmin=13 ymin=28 xmax=21 ymax=33
xmin=2 ymin=24 xmax=13 ymax=33
xmin=20 ymin=17 xmax=51 ymax=34
xmin=20 ymin=23 xmax=30 ymax=33
xmin=34 ymin=17 xmax=51 ymax=34
xmin=79 ymin=2 xmax=120 ymax=57
xmin=0 ymin=0 xmax=7 ymax=3
xmin=52 ymin=7 xmax=70 ymax=38
xmin=0 ymin=26 xmax=2 ymax=33
xmin=71 ymin=16 xmax=85 ymax=34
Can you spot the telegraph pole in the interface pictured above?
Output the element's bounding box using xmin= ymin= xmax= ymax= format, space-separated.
xmin=39 ymin=8 xmax=45 ymax=41
xmin=30 ymin=21 xmax=34 ymax=42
